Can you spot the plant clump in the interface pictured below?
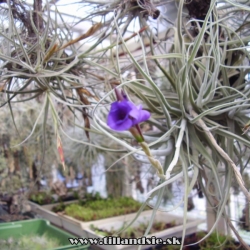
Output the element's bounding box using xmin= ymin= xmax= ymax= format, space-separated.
xmin=197 ymin=232 xmax=242 ymax=250
xmin=53 ymin=196 xmax=145 ymax=221
xmin=29 ymin=189 xmax=81 ymax=205
xmin=90 ymin=220 xmax=177 ymax=238
xmin=29 ymin=191 xmax=55 ymax=205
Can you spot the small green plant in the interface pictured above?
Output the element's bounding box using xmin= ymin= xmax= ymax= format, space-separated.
xmin=198 ymin=232 xmax=239 ymax=250
xmin=52 ymin=202 xmax=67 ymax=213
xmin=77 ymin=192 xmax=105 ymax=206
xmin=29 ymin=192 xmax=55 ymax=205
xmin=73 ymin=190 xmax=79 ymax=200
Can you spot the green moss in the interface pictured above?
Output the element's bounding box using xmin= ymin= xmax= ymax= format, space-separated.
xmin=56 ymin=196 xmax=145 ymax=221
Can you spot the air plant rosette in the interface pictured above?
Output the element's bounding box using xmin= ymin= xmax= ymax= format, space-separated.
xmin=107 ymin=88 xmax=165 ymax=180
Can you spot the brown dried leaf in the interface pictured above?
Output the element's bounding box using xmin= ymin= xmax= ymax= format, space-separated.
xmin=57 ymin=135 xmax=65 ymax=171
xmin=0 ymin=81 xmax=8 ymax=92
xmin=78 ymin=88 xmax=94 ymax=98
xmin=44 ymin=43 xmax=59 ymax=62
xmin=84 ymin=115 xmax=90 ymax=140
xmin=57 ymin=23 xmax=102 ymax=51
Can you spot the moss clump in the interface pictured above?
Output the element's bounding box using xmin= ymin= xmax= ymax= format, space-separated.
xmin=56 ymin=196 xmax=144 ymax=221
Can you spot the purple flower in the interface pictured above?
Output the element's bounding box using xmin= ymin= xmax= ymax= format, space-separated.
xmin=107 ymin=100 xmax=150 ymax=131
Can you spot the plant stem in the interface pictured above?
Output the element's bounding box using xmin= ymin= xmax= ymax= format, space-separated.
xmin=140 ymin=141 xmax=165 ymax=180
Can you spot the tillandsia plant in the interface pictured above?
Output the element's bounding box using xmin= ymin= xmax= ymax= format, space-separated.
xmin=1 ymin=0 xmax=250 ymax=249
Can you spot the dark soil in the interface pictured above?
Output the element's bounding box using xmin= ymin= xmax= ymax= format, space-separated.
xmin=0 ymin=213 xmax=34 ymax=223
xmin=0 ymin=204 xmax=36 ymax=223
xmin=0 ymin=194 xmax=37 ymax=223
xmin=185 ymin=0 xmax=211 ymax=20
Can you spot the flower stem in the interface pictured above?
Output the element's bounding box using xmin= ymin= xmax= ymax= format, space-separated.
xmin=140 ymin=141 xmax=166 ymax=180
xmin=129 ymin=127 xmax=144 ymax=143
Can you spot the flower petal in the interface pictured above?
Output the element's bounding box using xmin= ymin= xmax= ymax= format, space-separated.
xmin=107 ymin=101 xmax=133 ymax=130
xmin=107 ymin=98 xmax=150 ymax=132
xmin=128 ymin=103 xmax=150 ymax=124
xmin=136 ymin=106 xmax=151 ymax=123
xmin=109 ymin=118 xmax=134 ymax=131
